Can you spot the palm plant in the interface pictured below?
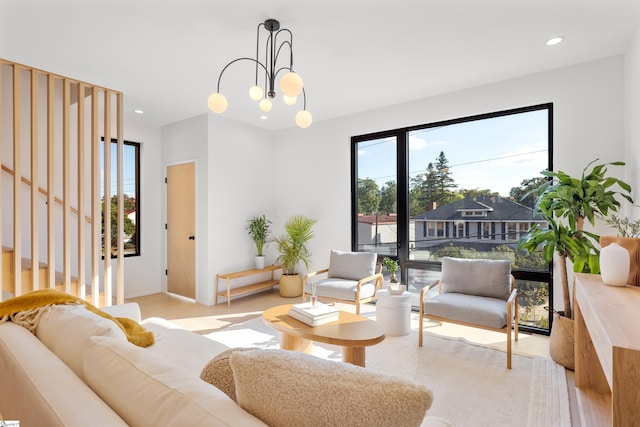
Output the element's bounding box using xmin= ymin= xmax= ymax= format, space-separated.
xmin=519 ymin=159 xmax=632 ymax=319
xmin=273 ymin=215 xmax=317 ymax=275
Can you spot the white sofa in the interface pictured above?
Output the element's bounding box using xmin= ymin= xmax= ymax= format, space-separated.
xmin=0 ymin=301 xmax=448 ymax=427
xmin=0 ymin=302 xmax=266 ymax=427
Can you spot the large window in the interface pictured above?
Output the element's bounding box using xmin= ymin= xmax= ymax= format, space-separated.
xmin=101 ymin=138 xmax=140 ymax=257
xmin=352 ymin=104 xmax=552 ymax=333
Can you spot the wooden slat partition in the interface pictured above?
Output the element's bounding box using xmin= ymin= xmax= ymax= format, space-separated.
xmin=30 ymin=69 xmax=39 ymax=291
xmin=13 ymin=65 xmax=22 ymax=297
xmin=0 ymin=58 xmax=124 ymax=306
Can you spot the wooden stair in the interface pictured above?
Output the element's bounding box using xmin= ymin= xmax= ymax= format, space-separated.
xmin=2 ymin=246 xmax=105 ymax=305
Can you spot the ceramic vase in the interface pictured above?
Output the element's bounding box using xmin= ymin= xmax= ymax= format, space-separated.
xmin=600 ymin=242 xmax=630 ymax=286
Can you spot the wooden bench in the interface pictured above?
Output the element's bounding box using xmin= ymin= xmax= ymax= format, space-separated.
xmin=215 ymin=265 xmax=283 ymax=306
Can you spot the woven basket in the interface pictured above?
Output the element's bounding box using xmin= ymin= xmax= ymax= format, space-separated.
xmin=549 ymin=313 xmax=574 ymax=371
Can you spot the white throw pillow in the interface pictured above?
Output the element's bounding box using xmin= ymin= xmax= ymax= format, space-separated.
xmin=83 ymin=336 xmax=266 ymax=427
xmin=35 ymin=304 xmax=127 ymax=381
xmin=230 ymin=349 xmax=433 ymax=427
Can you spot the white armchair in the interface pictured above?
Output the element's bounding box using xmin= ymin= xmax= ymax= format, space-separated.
xmin=303 ymin=250 xmax=383 ymax=314
xmin=418 ymin=257 xmax=518 ymax=369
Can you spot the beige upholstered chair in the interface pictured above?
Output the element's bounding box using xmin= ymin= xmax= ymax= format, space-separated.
xmin=418 ymin=257 xmax=518 ymax=369
xmin=303 ymin=250 xmax=383 ymax=315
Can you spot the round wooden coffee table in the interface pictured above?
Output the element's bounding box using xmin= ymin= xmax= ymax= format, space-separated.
xmin=261 ymin=304 xmax=385 ymax=367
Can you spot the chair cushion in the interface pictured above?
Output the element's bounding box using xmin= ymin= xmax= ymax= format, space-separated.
xmin=440 ymin=257 xmax=512 ymax=300
xmin=327 ymin=250 xmax=376 ymax=281
xmin=306 ymin=278 xmax=376 ymax=301
xmin=422 ymin=293 xmax=508 ymax=329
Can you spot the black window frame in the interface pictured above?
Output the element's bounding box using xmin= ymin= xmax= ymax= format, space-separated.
xmin=351 ymin=103 xmax=553 ymax=335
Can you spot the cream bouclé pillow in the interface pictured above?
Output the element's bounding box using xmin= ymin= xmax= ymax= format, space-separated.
xmin=200 ymin=347 xmax=259 ymax=402
xmin=230 ymin=349 xmax=433 ymax=427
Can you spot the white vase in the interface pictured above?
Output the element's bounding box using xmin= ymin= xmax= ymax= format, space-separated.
xmin=254 ymin=256 xmax=265 ymax=270
xmin=600 ymin=242 xmax=630 ymax=286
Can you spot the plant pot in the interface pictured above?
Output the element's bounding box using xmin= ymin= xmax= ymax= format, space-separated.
xmin=279 ymin=274 xmax=302 ymax=297
xmin=549 ymin=312 xmax=574 ymax=371
xmin=254 ymin=256 xmax=266 ymax=270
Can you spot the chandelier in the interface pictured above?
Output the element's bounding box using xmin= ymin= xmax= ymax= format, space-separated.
xmin=207 ymin=19 xmax=312 ymax=128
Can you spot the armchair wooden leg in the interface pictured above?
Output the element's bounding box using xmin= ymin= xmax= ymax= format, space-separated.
xmin=507 ymin=327 xmax=512 ymax=369
xmin=418 ymin=311 xmax=424 ymax=347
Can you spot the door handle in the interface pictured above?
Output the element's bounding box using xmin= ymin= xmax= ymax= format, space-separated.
xmin=188 ymin=235 xmax=195 ymax=240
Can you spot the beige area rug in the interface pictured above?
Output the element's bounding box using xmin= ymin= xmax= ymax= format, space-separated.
xmin=204 ymin=315 xmax=571 ymax=427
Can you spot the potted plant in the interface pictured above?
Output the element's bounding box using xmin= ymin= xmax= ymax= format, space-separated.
xmin=519 ymin=159 xmax=632 ymax=369
xmin=247 ymin=215 xmax=271 ymax=269
xmin=382 ymin=257 xmax=399 ymax=283
xmin=273 ymin=215 xmax=317 ymax=297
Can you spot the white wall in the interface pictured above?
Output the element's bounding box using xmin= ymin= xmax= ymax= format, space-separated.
xmin=272 ymin=55 xmax=629 ymax=312
xmin=118 ymin=118 xmax=164 ymax=299
xmin=626 ymin=20 xmax=640 ymax=220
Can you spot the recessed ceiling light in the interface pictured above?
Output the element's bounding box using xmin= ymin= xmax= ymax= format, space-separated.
xmin=260 ymin=115 xmax=268 ymax=120
xmin=546 ymin=36 xmax=564 ymax=46
xmin=134 ymin=109 xmax=144 ymax=114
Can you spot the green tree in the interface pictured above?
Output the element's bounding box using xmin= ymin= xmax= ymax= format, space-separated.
xmin=102 ymin=195 xmax=137 ymax=248
xmin=433 ymin=151 xmax=458 ymax=206
xmin=509 ymin=176 xmax=547 ymax=209
xmin=457 ymin=188 xmax=499 ymax=198
xmin=379 ymin=180 xmax=397 ymax=215
xmin=410 ymin=162 xmax=437 ymax=216
xmin=357 ymin=178 xmax=381 ymax=215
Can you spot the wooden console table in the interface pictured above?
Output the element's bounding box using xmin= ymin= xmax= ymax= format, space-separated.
xmin=574 ymin=273 xmax=640 ymax=426
xmin=215 ymin=265 xmax=282 ymax=306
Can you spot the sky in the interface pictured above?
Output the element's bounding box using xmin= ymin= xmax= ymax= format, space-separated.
xmin=357 ymin=108 xmax=549 ymax=198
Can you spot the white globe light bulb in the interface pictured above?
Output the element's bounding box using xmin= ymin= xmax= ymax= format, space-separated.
xmin=249 ymin=85 xmax=263 ymax=101
xmin=283 ymin=95 xmax=297 ymax=106
xmin=259 ymin=98 xmax=273 ymax=112
xmin=280 ymin=72 xmax=303 ymax=97
xmin=295 ymin=110 xmax=313 ymax=128
xmin=207 ymin=93 xmax=228 ymax=114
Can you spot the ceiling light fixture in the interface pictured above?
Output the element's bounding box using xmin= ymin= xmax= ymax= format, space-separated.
xmin=546 ymin=36 xmax=564 ymax=46
xmin=207 ymin=19 xmax=313 ymax=128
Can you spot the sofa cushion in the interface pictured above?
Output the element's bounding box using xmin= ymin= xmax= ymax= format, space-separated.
xmin=423 ymin=293 xmax=508 ymax=329
xmin=0 ymin=322 xmax=128 ymax=427
xmin=230 ymin=348 xmax=433 ymax=427
xmin=35 ymin=304 xmax=127 ymax=381
xmin=440 ymin=257 xmax=512 ymax=300
xmin=305 ymin=278 xmax=377 ymax=300
xmin=327 ymin=250 xmax=377 ymax=281
xmin=200 ymin=347 xmax=258 ymax=402
xmin=83 ymin=336 xmax=266 ymax=427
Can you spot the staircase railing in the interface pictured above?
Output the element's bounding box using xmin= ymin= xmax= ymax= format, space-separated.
xmin=0 ymin=58 xmax=124 ymax=306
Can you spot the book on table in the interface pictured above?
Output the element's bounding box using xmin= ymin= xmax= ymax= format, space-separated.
xmin=288 ymin=302 xmax=339 ymax=326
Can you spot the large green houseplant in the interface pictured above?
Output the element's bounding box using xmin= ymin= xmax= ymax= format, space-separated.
xmin=247 ymin=215 xmax=271 ymax=269
xmin=273 ymin=215 xmax=317 ymax=297
xmin=519 ymin=159 xmax=632 ymax=369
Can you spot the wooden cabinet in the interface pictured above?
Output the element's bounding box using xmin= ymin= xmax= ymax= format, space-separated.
xmin=574 ymin=273 xmax=640 ymax=426
xmin=215 ymin=265 xmax=282 ymax=306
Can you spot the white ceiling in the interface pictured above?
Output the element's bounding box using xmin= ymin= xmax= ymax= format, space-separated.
xmin=1 ymin=0 xmax=639 ymax=131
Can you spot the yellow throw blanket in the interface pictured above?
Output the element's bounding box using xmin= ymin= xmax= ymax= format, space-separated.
xmin=0 ymin=289 xmax=154 ymax=347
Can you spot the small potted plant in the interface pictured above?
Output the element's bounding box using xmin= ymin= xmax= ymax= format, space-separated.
xmin=247 ymin=215 xmax=271 ymax=269
xmin=382 ymin=257 xmax=405 ymax=294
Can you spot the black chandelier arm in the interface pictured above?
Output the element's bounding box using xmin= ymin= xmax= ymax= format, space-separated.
xmin=216 ymin=57 xmax=270 ymax=92
xmin=254 ymin=22 xmax=264 ymax=85
xmin=274 ymin=29 xmax=294 ymax=69
xmin=302 ymin=87 xmax=307 ymax=110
